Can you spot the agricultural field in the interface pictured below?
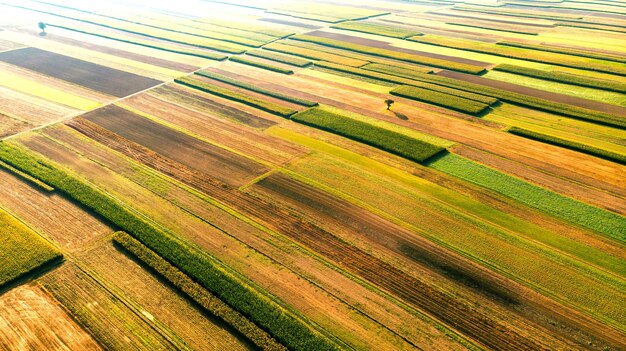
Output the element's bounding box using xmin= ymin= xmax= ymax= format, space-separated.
xmin=0 ymin=0 xmax=625 ymax=351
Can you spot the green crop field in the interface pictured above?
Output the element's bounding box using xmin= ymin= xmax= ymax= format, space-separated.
xmin=1 ymin=1 xmax=625 ymax=350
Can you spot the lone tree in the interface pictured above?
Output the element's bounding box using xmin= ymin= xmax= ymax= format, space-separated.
xmin=384 ymin=98 xmax=394 ymax=110
xmin=38 ymin=22 xmax=46 ymax=34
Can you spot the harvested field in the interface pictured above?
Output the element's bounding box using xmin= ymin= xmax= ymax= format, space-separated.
xmin=0 ymin=87 xmax=76 ymax=128
xmin=0 ymin=284 xmax=102 ymax=351
xmin=0 ymin=113 xmax=31 ymax=139
xmin=0 ymin=47 xmax=161 ymax=97
xmin=80 ymin=105 xmax=269 ymax=186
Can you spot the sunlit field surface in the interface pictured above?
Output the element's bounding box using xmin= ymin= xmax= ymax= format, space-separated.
xmin=0 ymin=0 xmax=624 ymax=350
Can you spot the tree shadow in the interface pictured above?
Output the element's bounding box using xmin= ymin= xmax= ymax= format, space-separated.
xmin=392 ymin=110 xmax=408 ymax=120
xmin=39 ymin=32 xmax=47 ymax=37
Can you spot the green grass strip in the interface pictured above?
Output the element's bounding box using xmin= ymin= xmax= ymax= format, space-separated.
xmin=291 ymin=106 xmax=446 ymax=163
xmin=175 ymin=76 xmax=297 ymax=117
xmin=493 ymin=64 xmax=626 ymax=93
xmin=195 ymin=71 xmax=318 ymax=107
xmin=315 ymin=61 xmax=497 ymax=105
xmin=229 ymin=56 xmax=294 ymax=74
xmin=331 ymin=21 xmax=422 ymax=39
xmin=508 ymin=127 xmax=626 ymax=165
xmin=47 ymin=24 xmax=228 ymax=61
xmin=246 ymin=50 xmax=312 ymax=67
xmin=113 ymin=232 xmax=287 ymax=351
xmin=391 ymin=85 xmax=490 ymax=115
xmin=408 ymin=35 xmax=626 ymax=76
xmin=0 ymin=159 xmax=54 ymax=191
xmin=291 ymin=34 xmax=487 ymax=74
xmin=428 ymin=153 xmax=626 ymax=241
xmin=497 ymin=41 xmax=626 ymax=64
xmin=0 ymin=142 xmax=345 ymax=351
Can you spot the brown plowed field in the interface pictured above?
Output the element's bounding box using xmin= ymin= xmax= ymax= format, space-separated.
xmin=64 ymin=117 xmax=560 ymax=351
xmin=81 ymin=105 xmax=269 ymax=186
xmin=0 ymin=284 xmax=102 ymax=351
xmin=18 ymin=28 xmax=199 ymax=72
xmin=122 ymin=92 xmax=307 ymax=166
xmin=439 ymin=70 xmax=626 ymax=117
xmin=0 ymin=168 xmax=113 ymax=251
xmin=0 ymin=47 xmax=161 ymax=97
xmin=0 ymin=86 xmax=77 ymax=125
xmin=152 ymin=84 xmax=278 ymax=129
xmin=0 ymin=113 xmax=31 ymax=138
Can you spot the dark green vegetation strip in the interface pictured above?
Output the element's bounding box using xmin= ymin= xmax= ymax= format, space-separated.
xmin=175 ymin=76 xmax=297 ymax=117
xmin=228 ymin=56 xmax=294 ymax=74
xmin=368 ymin=68 xmax=625 ymax=128
xmin=508 ymin=127 xmax=626 ymax=165
xmin=264 ymin=42 xmax=369 ymax=67
xmin=497 ymin=41 xmax=626 ymax=64
xmin=195 ymin=71 xmax=318 ymax=107
xmin=331 ymin=21 xmax=422 ymax=39
xmin=292 ymin=34 xmax=487 ymax=74
xmin=428 ymin=154 xmax=626 ymax=241
xmin=47 ymin=24 xmax=228 ymax=60
xmin=391 ymin=85 xmax=490 ymax=115
xmin=408 ymin=35 xmax=626 ymax=76
xmin=0 ymin=142 xmax=344 ymax=351
xmin=555 ymin=22 xmax=626 ymax=34
xmin=246 ymin=50 xmax=312 ymax=67
xmin=113 ymin=232 xmax=287 ymax=351
xmin=362 ymin=62 xmax=433 ymax=75
xmin=0 ymin=209 xmax=62 ymax=288
xmin=0 ymin=160 xmax=54 ymax=191
xmin=447 ymin=22 xmax=538 ymax=35
xmin=291 ymin=107 xmax=446 ymax=163
xmin=315 ymin=61 xmax=498 ymax=105
xmin=493 ymin=64 xmax=626 ymax=93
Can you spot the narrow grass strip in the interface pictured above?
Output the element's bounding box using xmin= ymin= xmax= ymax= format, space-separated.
xmin=0 ymin=160 xmax=54 ymax=191
xmin=291 ymin=106 xmax=446 ymax=163
xmin=0 ymin=142 xmax=345 ymax=351
xmin=508 ymin=127 xmax=626 ymax=165
xmin=113 ymin=232 xmax=287 ymax=351
xmin=493 ymin=64 xmax=626 ymax=93
xmin=195 ymin=71 xmax=318 ymax=107
xmin=428 ymin=153 xmax=626 ymax=241
xmin=391 ymin=85 xmax=490 ymax=115
xmin=497 ymin=41 xmax=626 ymax=64
xmin=246 ymin=50 xmax=312 ymax=67
xmin=229 ymin=56 xmax=294 ymax=74
xmin=331 ymin=21 xmax=422 ymax=39
xmin=316 ymin=61 xmax=497 ymax=105
xmin=47 ymin=24 xmax=228 ymax=60
xmin=291 ymin=34 xmax=487 ymax=74
xmin=175 ymin=76 xmax=297 ymax=117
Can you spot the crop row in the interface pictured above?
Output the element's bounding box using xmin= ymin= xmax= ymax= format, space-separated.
xmin=192 ymin=18 xmax=294 ymax=38
xmin=427 ymin=154 xmax=626 ymax=241
xmin=408 ymin=35 xmax=626 ymax=76
xmin=331 ymin=21 xmax=422 ymax=39
xmin=291 ymin=107 xmax=446 ymax=163
xmin=0 ymin=142 xmax=344 ymax=351
xmin=228 ymin=56 xmax=294 ymax=74
xmin=362 ymin=62 xmax=433 ymax=76
xmin=555 ymin=22 xmax=626 ymax=34
xmin=452 ymin=5 xmax=583 ymax=21
xmin=497 ymin=41 xmax=626 ymax=64
xmin=508 ymin=127 xmax=626 ymax=165
xmin=175 ymin=76 xmax=297 ymax=117
xmin=246 ymin=50 xmax=312 ymax=67
xmin=377 ymin=66 xmax=626 ymax=128
xmin=493 ymin=64 xmax=626 ymax=93
xmin=0 ymin=208 xmax=62 ymax=289
xmin=291 ymin=34 xmax=487 ymax=74
xmin=314 ymin=61 xmax=498 ymax=105
xmin=448 ymin=22 xmax=539 ymax=35
xmin=267 ymin=3 xmax=388 ymax=23
xmin=10 ymin=3 xmax=247 ymax=54
xmin=391 ymin=85 xmax=491 ymax=115
xmin=195 ymin=70 xmax=318 ymax=107
xmin=264 ymin=42 xmax=369 ymax=67
xmin=47 ymin=24 xmax=228 ymax=61
xmin=113 ymin=232 xmax=287 ymax=351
